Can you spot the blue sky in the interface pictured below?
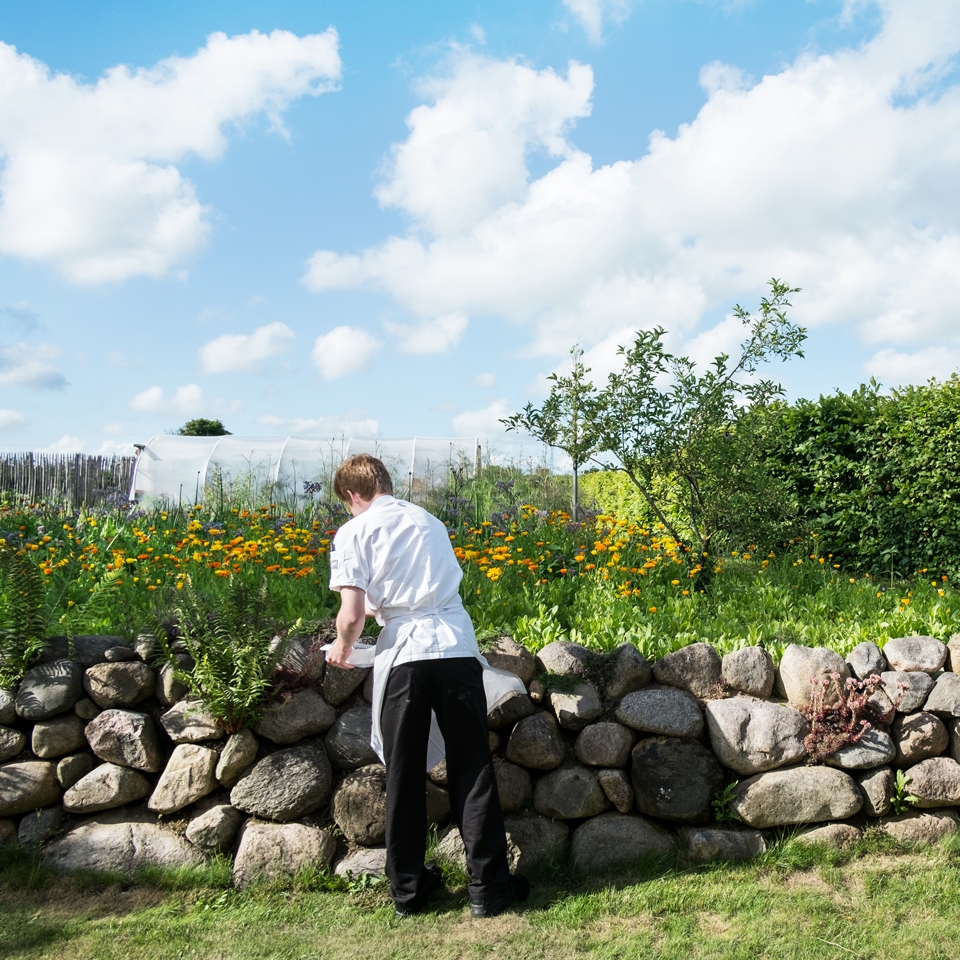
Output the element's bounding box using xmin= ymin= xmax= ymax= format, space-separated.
xmin=1 ymin=0 xmax=958 ymax=455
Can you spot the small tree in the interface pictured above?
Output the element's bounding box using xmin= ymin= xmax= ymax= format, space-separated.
xmin=176 ymin=418 xmax=231 ymax=437
xmin=501 ymin=345 xmax=602 ymax=519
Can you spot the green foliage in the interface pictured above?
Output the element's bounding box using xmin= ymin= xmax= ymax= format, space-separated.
xmin=711 ymin=781 xmax=741 ymax=823
xmin=176 ymin=418 xmax=231 ymax=437
xmin=159 ymin=575 xmax=290 ymax=733
xmin=0 ymin=547 xmax=53 ymax=685
xmin=890 ymin=770 xmax=919 ymax=815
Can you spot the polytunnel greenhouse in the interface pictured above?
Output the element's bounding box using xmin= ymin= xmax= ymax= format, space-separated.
xmin=128 ymin=435 xmax=480 ymax=506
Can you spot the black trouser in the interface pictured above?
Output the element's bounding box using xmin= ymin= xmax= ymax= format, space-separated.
xmin=381 ymin=657 xmax=510 ymax=910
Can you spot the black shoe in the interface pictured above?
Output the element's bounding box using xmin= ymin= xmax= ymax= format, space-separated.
xmin=470 ymin=874 xmax=531 ymax=918
xmin=393 ymin=864 xmax=444 ymax=917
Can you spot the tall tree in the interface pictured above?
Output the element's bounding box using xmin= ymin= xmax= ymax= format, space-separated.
xmin=176 ymin=418 xmax=231 ymax=437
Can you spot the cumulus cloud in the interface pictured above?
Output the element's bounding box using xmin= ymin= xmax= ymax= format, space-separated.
xmin=199 ymin=321 xmax=295 ymax=373
xmin=474 ymin=372 xmax=496 ymax=388
xmin=0 ymin=409 xmax=25 ymax=430
xmin=39 ymin=434 xmax=85 ymax=454
xmin=451 ymin=399 xmax=513 ymax=437
xmin=304 ymin=2 xmax=960 ymax=384
xmin=128 ymin=383 xmax=240 ymax=417
xmin=385 ymin=313 xmax=468 ymax=354
xmin=257 ymin=413 xmax=380 ymax=436
xmin=866 ymin=346 xmax=960 ymax=387
xmin=563 ymin=0 xmax=634 ymax=43
xmin=0 ymin=342 xmax=67 ymax=389
xmin=312 ymin=326 xmax=383 ymax=380
xmin=0 ymin=29 xmax=341 ymax=283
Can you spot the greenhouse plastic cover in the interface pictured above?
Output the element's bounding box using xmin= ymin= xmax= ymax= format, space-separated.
xmin=129 ymin=435 xmax=480 ymax=505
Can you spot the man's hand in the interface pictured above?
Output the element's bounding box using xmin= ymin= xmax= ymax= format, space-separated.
xmin=325 ymin=635 xmax=356 ymax=669
xmin=328 ymin=585 xmax=367 ymax=669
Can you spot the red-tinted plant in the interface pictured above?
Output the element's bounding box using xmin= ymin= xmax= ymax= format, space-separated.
xmin=801 ymin=672 xmax=891 ymax=763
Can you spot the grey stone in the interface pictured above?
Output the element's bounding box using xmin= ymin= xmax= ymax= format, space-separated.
xmin=335 ymin=846 xmax=387 ymax=878
xmin=856 ymin=766 xmax=893 ymax=817
xmin=487 ymin=691 xmax=536 ymax=730
xmin=652 ymin=642 xmax=722 ymax=699
xmin=794 ymin=823 xmax=861 ymax=848
xmin=528 ymin=678 xmax=546 ymax=704
xmin=536 ymin=641 xmax=597 ymax=678
xmin=574 ymin=722 xmax=635 ymax=768
xmin=363 ymin=671 xmax=374 ymax=703
xmin=159 ymin=700 xmax=224 ymax=743
xmin=721 ymin=647 xmax=775 ymax=698
xmin=332 ymin=764 xmax=387 ymax=845
xmin=502 ymin=815 xmax=569 ymax=873
xmin=0 ymin=689 xmax=16 ymax=725
xmin=15 ymin=660 xmax=83 ymax=720
xmin=255 ymin=689 xmax=336 ymax=744
xmin=893 ymin=712 xmax=949 ymax=768
xmin=494 ymin=761 xmax=532 ymax=814
xmin=845 ymin=642 xmax=887 ymax=681
xmin=148 ymin=744 xmax=219 ymax=815
xmin=865 ymin=686 xmax=896 ymax=724
xmin=74 ymin=698 xmax=100 ymax=720
xmin=104 ymin=646 xmax=136 ymax=662
xmin=133 ymin=631 xmax=162 ymax=663
xmin=572 ymin=813 xmax=673 ymax=873
xmin=38 ymin=635 xmax=120 ymax=666
xmin=684 ymin=827 xmax=767 ymax=863
xmin=427 ymin=759 xmax=447 ymax=785
xmin=32 ymin=714 xmax=87 ymax=759
xmin=731 ymin=767 xmax=862 ymax=827
xmin=483 ymin=637 xmax=537 ymax=685
xmin=0 ymin=761 xmax=61 ymax=815
xmin=504 ymin=713 xmax=565 ymax=771
xmin=615 ymin=688 xmax=704 ymax=739
xmin=62 ymin=763 xmax=151 ymax=813
xmin=488 ymin=731 xmax=501 ymax=753
xmin=881 ymin=671 xmax=934 ymax=713
xmin=274 ymin=634 xmax=327 ymax=685
xmin=905 ymin=757 xmax=960 ymax=808
xmin=82 ymin=662 xmax=155 ymax=709
xmin=604 ymin=643 xmax=652 ymax=700
xmin=230 ymin=744 xmax=333 ymax=822
xmin=948 ymin=634 xmax=960 ymax=673
xmin=156 ymin=659 xmax=192 ymax=707
xmin=216 ymin=729 xmax=259 ymax=787
xmin=704 ymin=698 xmax=807 ymax=774
xmin=185 ymin=804 xmax=243 ymax=853
xmin=631 ymin=737 xmax=724 ymax=823
xmin=56 ymin=753 xmax=96 ymax=789
xmin=826 ymin=728 xmax=896 ymax=770
xmin=595 ymin=768 xmax=634 ymax=813
xmin=322 ymin=663 xmax=371 ymax=707
xmin=324 ymin=705 xmax=377 ymax=771
xmin=923 ymin=673 xmax=960 ymax=718
xmin=0 ymin=724 xmax=27 ymax=762
xmin=777 ymin=645 xmax=850 ymax=708
xmin=42 ymin=812 xmax=204 ymax=874
xmin=547 ymin=682 xmax=603 ymax=731
xmin=879 ymin=809 xmax=959 ymax=844
xmin=883 ymin=636 xmax=947 ymax=674
xmin=426 ymin=779 xmax=451 ymax=827
xmin=17 ymin=805 xmax=64 ymax=851
xmin=533 ymin=763 xmax=609 ymax=819
xmin=0 ymin=818 xmax=16 ymax=848
xmin=85 ymin=709 xmax=163 ymax=772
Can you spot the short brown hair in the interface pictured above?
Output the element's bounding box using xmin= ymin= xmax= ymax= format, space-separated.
xmin=333 ymin=454 xmax=394 ymax=502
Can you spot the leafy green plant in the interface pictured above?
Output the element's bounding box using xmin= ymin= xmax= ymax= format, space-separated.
xmin=0 ymin=547 xmax=53 ymax=685
xmin=159 ymin=575 xmax=292 ymax=733
xmin=711 ymin=780 xmax=741 ymax=823
xmin=889 ymin=769 xmax=919 ymax=815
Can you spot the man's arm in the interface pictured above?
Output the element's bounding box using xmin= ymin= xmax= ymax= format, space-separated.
xmin=326 ymin=585 xmax=366 ymax=669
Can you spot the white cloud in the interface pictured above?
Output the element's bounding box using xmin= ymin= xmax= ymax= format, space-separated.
xmin=0 ymin=302 xmax=40 ymax=332
xmin=384 ymin=313 xmax=468 ymax=354
xmin=199 ymin=321 xmax=295 ymax=373
xmin=0 ymin=409 xmax=25 ymax=430
xmin=0 ymin=29 xmax=341 ymax=283
xmin=107 ymin=350 xmax=140 ymax=368
xmin=128 ymin=383 xmax=239 ymax=418
xmin=39 ymin=434 xmax=85 ymax=454
xmin=865 ymin=346 xmax=960 ymax=387
xmin=474 ymin=372 xmax=496 ymax=388
xmin=312 ymin=326 xmax=383 ymax=380
xmin=257 ymin=413 xmax=380 ymax=436
xmin=99 ymin=421 xmax=126 ymax=436
xmin=304 ymin=2 xmax=960 ymax=386
xmin=563 ymin=0 xmax=634 ymax=43
xmin=0 ymin=342 xmax=67 ymax=389
xmin=451 ymin=399 xmax=513 ymax=437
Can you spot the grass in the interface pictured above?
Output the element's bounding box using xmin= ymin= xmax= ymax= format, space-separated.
xmin=4 ymin=834 xmax=960 ymax=959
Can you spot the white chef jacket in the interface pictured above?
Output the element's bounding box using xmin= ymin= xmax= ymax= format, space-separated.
xmin=328 ymin=495 xmax=524 ymax=768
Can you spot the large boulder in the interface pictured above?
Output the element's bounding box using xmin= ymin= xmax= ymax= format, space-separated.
xmin=533 ymin=764 xmax=609 ymax=819
xmin=879 ymin=810 xmax=959 ymax=844
xmin=185 ymin=804 xmax=243 ymax=853
xmin=604 ymin=643 xmax=652 ymax=700
xmin=571 ymin=813 xmax=673 ymax=873
xmin=794 ymin=823 xmax=862 ymax=848
xmin=83 ymin=662 xmax=155 ymax=709
xmin=704 ymin=698 xmax=807 ymax=774
xmin=42 ymin=811 xmax=204 ymax=874
xmin=730 ymin=767 xmax=862 ymax=827
xmin=855 ymin=766 xmax=893 ymax=817
xmin=31 ymin=714 xmax=87 ymax=759
xmin=684 ymin=827 xmax=767 ymax=864
xmin=18 ymin=805 xmax=64 ymax=851
xmin=437 ymin=815 xmax=570 ymax=875
xmin=335 ymin=846 xmax=388 ymax=878
xmin=486 ymin=691 xmax=536 ymax=730
xmin=230 ymin=744 xmax=333 ymax=822
xmin=494 ymin=762 xmax=532 ymax=814
xmin=652 ymin=642 xmax=722 ymax=699
xmin=38 ymin=635 xmax=119 ymax=666
xmin=883 ymin=636 xmax=947 ymax=674
xmin=148 ymin=745 xmax=219 ymax=815
xmin=254 ymin=689 xmax=336 ymax=744
xmin=15 ymin=660 xmax=83 ymax=721
xmin=547 ymin=682 xmax=603 ymax=731
xmin=845 ymin=641 xmax=887 ymax=681
xmin=159 ymin=700 xmax=224 ymax=743
xmin=721 ymin=647 xmax=775 ymax=699
xmin=216 ymin=729 xmax=259 ymax=787
xmin=615 ymin=688 xmax=703 ymax=739
xmin=483 ymin=637 xmax=537 ymax=684
xmin=574 ymin=722 xmax=636 ymax=768
xmin=324 ymin=705 xmax=378 ymax=771
xmin=505 ymin=713 xmax=565 ymax=771
xmin=63 ymin=762 xmax=151 ymax=813
xmin=0 ymin=761 xmax=61 ymax=815
xmin=0 ymin=688 xmax=16 ymax=725
xmin=322 ymin=663 xmax=371 ymax=707
xmin=232 ymin=821 xmax=336 ymax=889
xmin=536 ymin=641 xmax=597 ymax=678
xmin=923 ymin=674 xmax=960 ymax=718
xmin=631 ymin=738 xmax=723 ymax=823
xmin=892 ymin=712 xmax=949 ymax=768
xmin=881 ymin=671 xmax=934 ymax=713
xmin=0 ymin=725 xmax=27 ymax=762
xmin=905 ymin=757 xmax=960 ymax=808
xmin=826 ymin=728 xmax=896 ymax=770
xmin=332 ymin=764 xmax=387 ymax=845
xmin=84 ymin=709 xmax=163 ymax=772
xmin=777 ymin=645 xmax=850 ymax=708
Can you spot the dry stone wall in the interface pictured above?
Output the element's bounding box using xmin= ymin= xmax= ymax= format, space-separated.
xmin=3 ymin=632 xmax=960 ymax=884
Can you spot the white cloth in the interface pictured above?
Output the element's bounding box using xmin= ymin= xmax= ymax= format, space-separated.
xmin=329 ymin=496 xmax=524 ymax=768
